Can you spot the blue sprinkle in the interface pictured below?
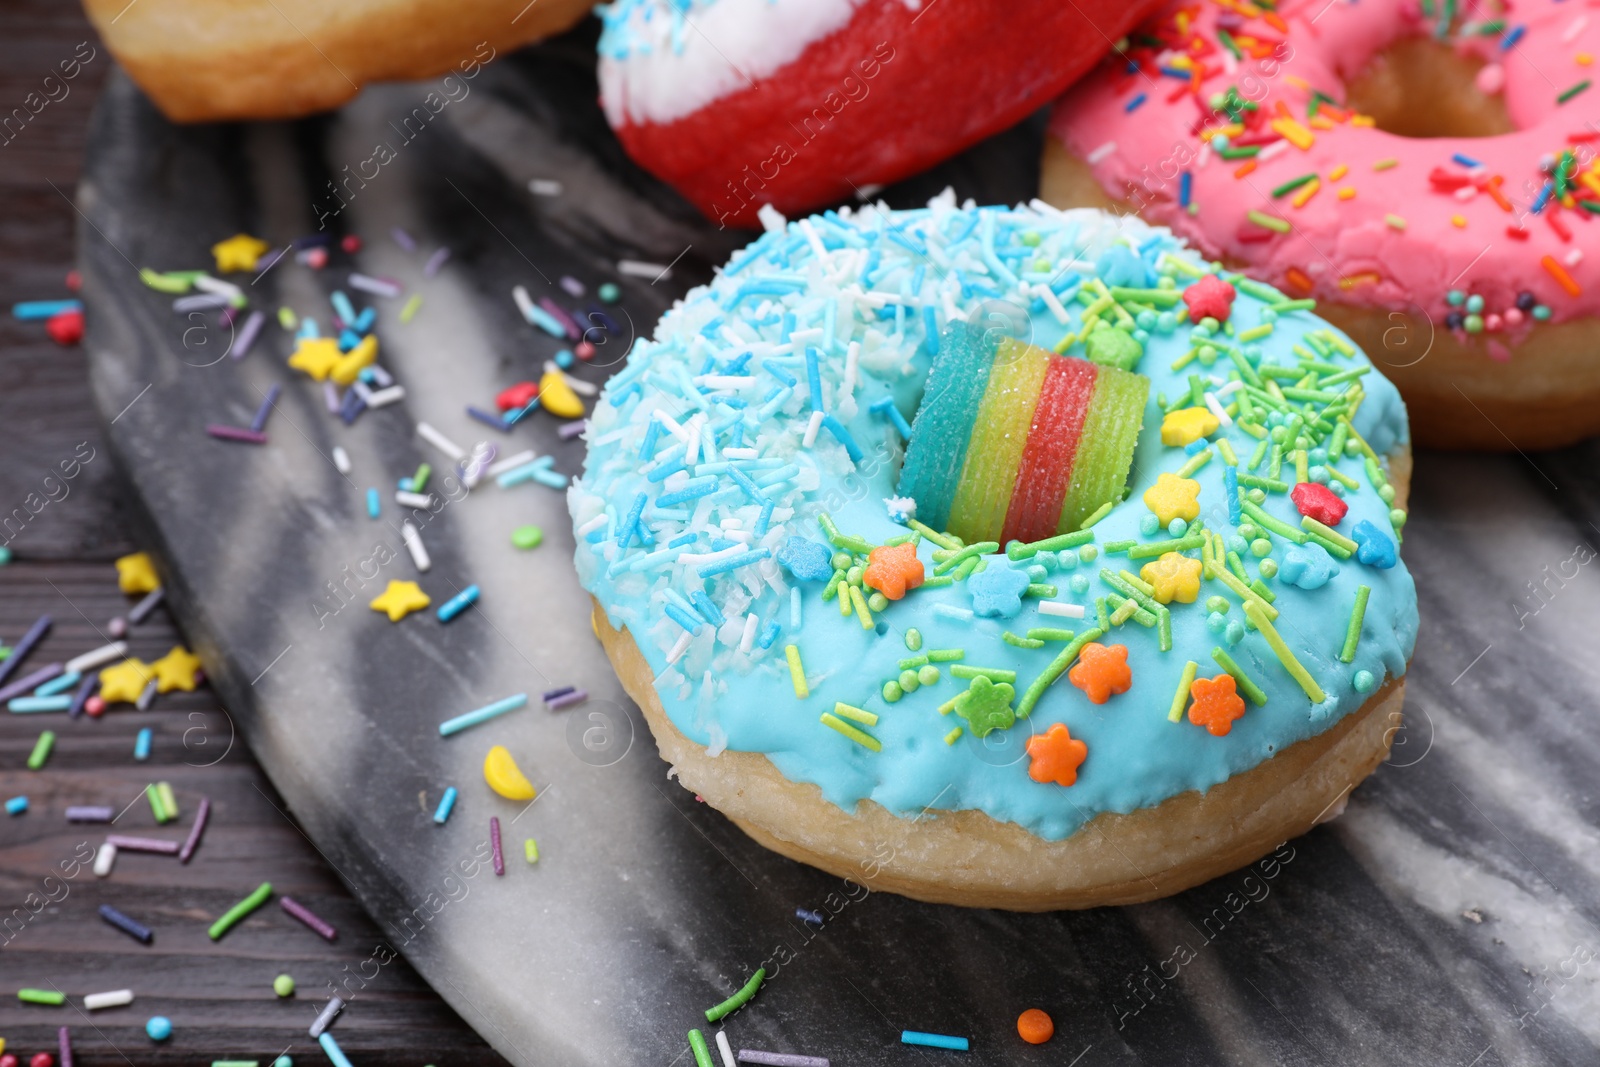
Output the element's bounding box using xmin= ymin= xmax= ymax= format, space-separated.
xmin=366 ymin=488 xmax=381 ymax=518
xmin=1184 ymin=438 xmax=1208 ymax=455
xmin=1452 ymin=152 xmax=1482 ymax=169
xmin=637 ymin=419 xmax=662 ymax=460
xmin=1532 ymin=180 xmax=1553 ymax=214
xmin=1224 ymin=466 xmax=1241 ymax=525
xmin=664 ymin=603 xmax=704 ymax=634
xmin=689 ymin=591 xmax=725 ymax=627
xmin=1352 ymin=520 xmax=1397 ymax=569
xmin=758 ymin=620 xmax=782 ymax=649
xmin=902 ymin=1032 xmax=969 ymax=1051
xmin=755 ymin=499 xmax=776 ymax=537
xmin=1125 ymin=92 xmax=1148 ymax=113
xmin=134 ymin=727 xmax=153 ymax=761
xmin=1179 ymin=170 xmax=1193 ymax=209
xmin=330 ymin=290 xmax=357 ymax=323
xmin=790 ymin=587 xmax=803 ymax=630
xmin=11 ymin=299 xmax=82 ymax=321
xmin=337 ymin=329 xmax=362 ymax=352
xmin=437 ymin=585 xmax=480 ymax=623
xmin=806 ymin=346 xmax=825 ymax=412
xmin=869 ymin=397 xmax=913 ymax=439
xmin=6 ymin=796 xmax=28 ymax=816
xmin=352 ymin=307 xmax=375 ymax=333
xmin=820 ymin=415 xmax=864 ymax=462
xmin=727 ymin=465 xmax=769 ymax=503
xmin=922 ymin=305 xmax=940 ymax=355
xmin=617 ymin=492 xmax=648 ymax=549
xmin=654 ymin=479 xmax=719 ymax=507
xmin=697 ymin=548 xmax=771 ymax=579
xmin=1500 ymin=24 xmax=1525 ymax=49
xmin=432 ymin=787 xmax=457 ymax=824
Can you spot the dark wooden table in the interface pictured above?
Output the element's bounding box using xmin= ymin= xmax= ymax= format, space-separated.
xmin=0 ymin=3 xmax=504 ymax=1063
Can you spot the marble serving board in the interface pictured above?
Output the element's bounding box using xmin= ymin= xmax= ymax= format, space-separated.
xmin=78 ymin=24 xmax=1600 ymax=1066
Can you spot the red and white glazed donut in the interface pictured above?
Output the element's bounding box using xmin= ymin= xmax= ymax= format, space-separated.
xmin=598 ymin=0 xmax=1169 ymax=229
xmin=1042 ymin=0 xmax=1600 ymax=448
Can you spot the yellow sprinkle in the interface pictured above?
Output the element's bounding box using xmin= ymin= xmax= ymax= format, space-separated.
xmin=1385 ymin=214 xmax=1407 ymax=230
xmin=1285 ymin=74 xmax=1310 ymax=90
xmin=1244 ymin=602 xmax=1326 ymax=703
xmin=1337 ymin=186 xmax=1357 ymax=200
xmin=1372 ymin=157 xmax=1398 ymax=170
xmin=1580 ymin=52 xmax=1594 ymax=65
xmin=1350 ymin=114 xmax=1376 ymax=126
xmin=944 ymin=726 xmax=964 ymax=745
xmin=785 ymin=644 xmax=809 ymax=699
xmin=1451 ymin=214 xmax=1468 ymax=228
xmin=1339 ymin=271 xmax=1381 ymax=290
xmin=820 ymin=713 xmax=881 ymax=751
xmin=832 ymin=701 xmax=878 ymax=726
xmin=848 ymin=584 xmax=874 ymax=629
xmin=1329 ymin=163 xmax=1349 ymax=181
xmin=1291 ymin=178 xmax=1322 ymax=207
xmin=1309 ymin=115 xmax=1336 ymax=130
xmin=1270 ymin=117 xmax=1315 ymax=150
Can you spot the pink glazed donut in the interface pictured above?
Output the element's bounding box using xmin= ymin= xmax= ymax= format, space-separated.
xmin=1041 ymin=0 xmax=1600 ymax=449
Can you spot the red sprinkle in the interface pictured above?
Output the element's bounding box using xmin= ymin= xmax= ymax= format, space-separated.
xmin=1291 ymin=482 xmax=1348 ymax=526
xmin=46 ymin=309 xmax=83 ymax=346
xmin=340 ymin=235 xmax=362 ymax=253
xmin=496 ymin=381 xmax=539 ymax=411
xmin=1182 ymin=275 xmax=1237 ymax=323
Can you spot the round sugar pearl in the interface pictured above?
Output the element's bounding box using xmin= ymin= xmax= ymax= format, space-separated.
xmin=1205 ymin=596 xmax=1230 ymax=614
xmin=1206 ymin=611 xmax=1228 ymax=634
xmin=146 ymin=1016 xmax=172 ymax=1041
xmin=918 ymin=666 xmax=940 ymax=686
xmin=1078 ymin=545 xmax=1098 ymax=563
xmin=274 ymin=974 xmax=295 ymax=997
xmin=598 ymin=282 xmax=621 ymax=303
xmin=1250 ymin=538 xmax=1273 ymax=558
xmin=274 ymin=1058 xmax=294 ymax=1067
xmin=1140 ymin=514 xmax=1161 ymax=537
xmin=1167 ymin=518 xmax=1188 ymax=537
xmin=1353 ymin=669 xmax=1376 ymax=693
xmin=898 ymin=670 xmax=920 ymax=693
xmin=882 ymin=681 xmax=903 ymax=703
xmin=905 ymin=628 xmax=922 ymax=651
xmin=1259 ymin=558 xmax=1280 ymax=579
xmin=1225 ymin=620 xmax=1246 ymax=645
xmin=867 ymin=592 xmax=889 ymax=613
xmin=1069 ymin=574 xmax=1091 ymax=594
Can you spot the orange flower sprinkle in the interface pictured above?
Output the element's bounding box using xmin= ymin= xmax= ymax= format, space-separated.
xmin=1188 ymin=673 xmax=1247 ymax=736
xmin=1068 ymin=642 xmax=1132 ymax=705
xmin=862 ymin=542 xmax=924 ymax=600
xmin=1025 ymin=723 xmax=1088 ymax=787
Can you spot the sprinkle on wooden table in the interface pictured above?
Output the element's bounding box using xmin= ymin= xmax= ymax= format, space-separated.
xmin=99 ymin=903 xmax=154 ymax=944
xmin=18 ymin=988 xmax=66 ymax=1005
xmin=208 ymin=882 xmax=273 ymax=940
xmin=318 ymin=1031 xmax=355 ymax=1067
xmin=737 ymin=1051 xmax=831 ymax=1067
xmin=27 ymin=730 xmax=54 ymax=770
xmin=178 ymin=796 xmax=211 ymax=863
xmin=309 ymin=996 xmax=344 ymax=1038
xmin=279 ymin=896 xmax=338 ymax=942
xmin=104 ymin=834 xmax=179 ymax=854
xmin=82 ymin=989 xmax=134 ymax=1011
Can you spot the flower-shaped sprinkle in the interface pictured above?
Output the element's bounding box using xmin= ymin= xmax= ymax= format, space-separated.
xmin=778 ymin=536 xmax=834 ymax=583
xmin=1352 ymin=520 xmax=1397 ymax=569
xmin=1026 ymin=723 xmax=1088 ymax=787
xmin=967 ymin=563 xmax=1031 ymax=618
xmin=1068 ymin=642 xmax=1132 ymax=704
xmin=1140 ymin=551 xmax=1203 ymax=604
xmin=1290 ymin=481 xmax=1348 ymax=526
xmin=1280 ymin=542 xmax=1340 ymax=590
xmin=956 ymin=675 xmax=1016 ymax=738
xmin=1143 ymin=472 xmax=1202 ymax=527
xmin=862 ymin=542 xmax=924 ymax=600
xmin=1182 ymin=274 xmax=1236 ymax=323
xmin=1188 ymin=673 xmax=1247 ymax=736
xmin=1161 ymin=407 xmax=1219 ymax=448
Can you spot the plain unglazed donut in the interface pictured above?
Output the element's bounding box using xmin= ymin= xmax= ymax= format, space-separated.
xmin=1041 ymin=0 xmax=1600 ymax=449
xmin=570 ymin=195 xmax=1418 ymax=909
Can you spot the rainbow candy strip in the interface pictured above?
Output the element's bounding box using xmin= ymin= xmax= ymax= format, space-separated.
xmin=899 ymin=326 xmax=1148 ymax=545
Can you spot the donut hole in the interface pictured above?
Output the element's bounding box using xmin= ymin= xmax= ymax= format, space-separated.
xmin=1343 ymin=38 xmax=1515 ymax=138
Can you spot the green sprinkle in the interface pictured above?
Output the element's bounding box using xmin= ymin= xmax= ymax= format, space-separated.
xmin=785 ymin=645 xmax=809 ymax=699
xmin=689 ymin=1029 xmax=715 ymax=1067
xmin=400 ymin=293 xmax=423 ymax=323
xmin=1270 ymin=173 xmax=1319 ymax=198
xmin=1217 ymin=439 xmax=1239 ymax=466
xmin=1017 ymin=628 xmax=1105 ymax=719
xmin=1168 ymin=661 xmax=1199 ymax=722
xmin=525 ymin=838 xmax=539 ymax=863
xmin=1250 ymin=578 xmax=1277 ymax=604
xmin=146 ymin=782 xmax=170 ymax=824
xmin=512 ymin=525 xmax=544 ymax=549
xmin=943 ymin=727 xmax=964 ymax=745
xmin=1341 ymin=585 xmax=1371 ymax=664
xmin=1301 ymin=517 xmax=1358 ymax=555
xmin=1078 ymin=500 xmax=1115 ymax=530
xmin=898 ymin=654 xmax=929 ymax=670
xmin=1109 ymin=597 xmax=1140 ymax=626
xmin=1237 ymin=473 xmax=1288 ymax=492
xmin=209 ymin=882 xmax=273 ymax=941
xmin=848 ymin=586 xmax=873 ymax=629
xmin=1102 ymin=539 xmax=1139 ymax=555
xmin=1002 ymin=632 xmax=1046 ymax=649
xmin=1558 ymin=79 xmax=1591 ymax=104
xmin=950 ymin=665 xmax=1017 ymax=683
xmin=1211 ymin=647 xmax=1269 ymax=705
xmin=1247 ymin=439 xmax=1270 ymax=471
xmin=820 ymin=713 xmax=881 ymax=751
xmin=1246 ymin=210 xmax=1291 ymax=234
xmin=1126 ymin=535 xmax=1207 ymax=561
xmin=705 ymin=968 xmax=766 ymax=1023
xmin=156 ymin=782 xmax=179 ymax=822
xmin=927 ymin=648 xmax=965 ymax=662
xmin=920 ymin=574 xmax=954 ymax=589
xmin=1025 ymin=628 xmax=1077 ymax=641
xmin=27 ymin=730 xmax=55 ymax=770
xmin=933 ymin=541 xmax=998 ymax=575
xmin=18 ymin=988 xmax=66 ymax=1005
xmin=1006 ymin=529 xmax=1095 ymax=560
xmin=1095 ymin=597 xmax=1111 ymax=632
xmin=1245 ymin=602 xmax=1326 ymax=703
xmin=1025 ymin=583 xmax=1058 ymax=598
xmin=273 ymin=974 xmax=296 ymax=997
xmin=833 ymin=703 xmax=878 ymax=728
xmin=1240 ymin=500 xmax=1308 ymax=544
xmin=1176 ymin=449 xmax=1213 ymax=479
xmin=904 ymin=628 xmax=923 ymax=651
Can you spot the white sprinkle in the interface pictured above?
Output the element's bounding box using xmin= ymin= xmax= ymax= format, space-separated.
xmin=1564 ymin=15 xmax=1588 ymax=42
xmin=365 ymin=385 xmax=406 ymax=408
xmin=933 ymin=604 xmax=974 ymax=623
xmin=1566 ymin=248 xmax=1584 ymax=268
xmin=757 ymin=203 xmax=787 ymax=233
xmin=396 ymin=490 xmax=434 ymax=509
xmin=1215 ymin=379 xmax=1243 ymax=397
xmin=667 ymin=630 xmax=693 ymax=664
xmin=1035 ymin=283 xmax=1071 ymax=325
xmin=678 ymin=546 xmax=745 ymax=567
xmin=715 ymin=1029 xmax=736 ymax=1067
xmin=1204 ymin=391 xmax=1234 ymax=428
xmin=528 ymin=178 xmax=564 ymax=196
xmin=544 ymin=363 xmax=599 ymax=394
xmin=655 ymin=410 xmax=692 ymax=441
xmin=721 ymin=447 xmax=759 ymax=460
xmin=843 ymin=341 xmax=861 ymax=399
xmin=802 ymin=410 xmax=824 ymax=448
xmin=512 ymin=284 xmax=537 ymax=323
xmin=618 ymin=259 xmax=671 ymax=280
xmin=1258 ymin=140 xmax=1289 ymax=163
xmin=798 ymin=219 xmax=830 ymax=263
xmin=576 ymin=513 xmax=608 ymax=537
xmin=693 ymin=375 xmax=756 ymax=390
xmin=332 ymin=446 xmax=352 ymax=474
xmin=192 ymin=275 xmax=244 ymax=303
xmin=739 ymin=613 xmax=760 ymax=654
xmin=1087 ymin=141 xmax=1117 ymax=165
xmin=487 ymin=450 xmax=538 ymax=477
xmin=401 ymin=521 xmax=431 ymax=572
xmin=1039 ymin=601 xmax=1086 ymax=619
xmin=416 ymin=421 xmax=466 ymax=461
xmin=684 ymin=414 xmax=705 ymax=466
xmin=84 ymin=989 xmax=134 ymax=1011
xmin=94 ymin=841 xmax=116 ymax=878
xmin=66 ymin=641 xmax=128 ymax=675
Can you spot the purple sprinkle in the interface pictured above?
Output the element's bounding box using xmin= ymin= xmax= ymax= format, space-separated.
xmin=490 ymin=816 xmax=504 ymax=876
xmin=67 ymin=673 xmax=98 ymax=718
xmin=466 ymin=405 xmax=511 ymax=433
xmin=559 ymin=275 xmax=585 ymax=297
xmin=541 ymin=685 xmax=575 ymax=702
xmin=538 ymin=297 xmax=582 ymax=341
xmin=178 ymin=796 xmax=210 ymax=864
xmin=136 ymin=676 xmax=158 ymax=711
xmin=250 ymin=384 xmax=282 ymax=434
xmin=339 ymin=389 xmax=366 ymax=425
xmin=129 ymin=587 xmax=165 ymax=625
xmin=280 ymin=894 xmax=338 ymax=941
xmin=220 ymin=306 xmax=239 ymax=328
xmin=423 ymin=247 xmax=451 ymax=278
xmin=796 ymin=908 xmax=824 ymax=925
xmin=738 ymin=1052 xmax=830 ymax=1067
xmin=206 ymin=424 xmax=268 ymax=445
xmin=232 ymin=309 xmax=266 ymax=360
xmin=59 ymin=1026 xmax=73 ymax=1067
xmin=559 ymin=419 xmax=589 ymax=440
xmin=66 ymin=805 xmax=114 ymax=822
xmin=546 ymin=689 xmax=588 ymax=711
xmin=173 ymin=293 xmax=231 ymax=313
xmin=104 ymin=835 xmax=179 ymax=855
xmin=324 ymin=381 xmax=342 ymax=413
xmin=0 ymin=662 xmax=64 ymax=704
xmin=391 ymin=227 xmax=417 ymax=252
xmin=586 ymin=305 xmax=619 ymax=334
xmin=255 ymin=245 xmax=288 ymax=274
xmin=294 ymin=233 xmax=332 ymax=249
xmin=0 ymin=614 xmax=52 ymax=687
xmin=366 ymin=364 xmax=394 ymax=388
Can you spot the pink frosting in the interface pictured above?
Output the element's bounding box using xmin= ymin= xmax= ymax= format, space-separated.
xmin=1049 ymin=0 xmax=1600 ymax=328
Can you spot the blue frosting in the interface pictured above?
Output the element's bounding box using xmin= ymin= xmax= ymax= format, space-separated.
xmin=570 ymin=197 xmax=1417 ymax=841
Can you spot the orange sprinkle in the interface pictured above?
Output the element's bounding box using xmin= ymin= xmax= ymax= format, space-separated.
xmin=862 ymin=542 xmax=924 ymax=600
xmin=1234 ymin=160 xmax=1259 ymax=179
xmin=1579 ymin=52 xmax=1594 ymax=65
xmin=1320 ymin=103 xmax=1351 ymax=122
xmin=1485 ymin=176 xmax=1514 ymax=212
xmin=1264 ymin=10 xmax=1289 ymax=31
xmin=1451 ymin=214 xmax=1468 ymax=228
xmin=1017 ymin=1009 xmax=1055 ymax=1045
xmin=1292 ymin=178 xmax=1322 ymax=207
xmin=1068 ymin=642 xmax=1132 ymax=704
xmin=1285 ymin=266 xmax=1315 ymax=293
xmin=1543 ymin=255 xmax=1582 ymax=295
xmin=1025 ymin=723 xmax=1088 ymax=787
xmin=1339 ymin=272 xmax=1381 ymax=289
xmin=1337 ymin=186 xmax=1357 ymax=200
xmin=1188 ymin=674 xmax=1246 ymax=736
xmin=1329 ymin=163 xmax=1349 ymax=181
xmin=1309 ymin=116 xmax=1336 ymax=130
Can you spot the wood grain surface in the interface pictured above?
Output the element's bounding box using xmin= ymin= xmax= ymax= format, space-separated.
xmin=0 ymin=1 xmax=504 ymax=1062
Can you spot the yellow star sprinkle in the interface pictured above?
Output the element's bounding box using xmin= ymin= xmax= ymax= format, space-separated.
xmin=330 ymin=334 xmax=378 ymax=386
xmin=151 ymin=645 xmax=204 ymax=693
xmin=1160 ymin=407 xmax=1218 ymax=448
xmin=287 ymin=337 xmax=343 ymax=381
xmin=1140 ymin=551 xmax=1204 ymax=605
xmin=114 ymin=552 xmax=160 ymax=594
xmin=369 ymin=580 xmax=431 ymax=622
xmin=99 ymin=658 xmax=154 ymax=704
xmin=211 ymin=233 xmax=271 ymax=273
xmin=1143 ymin=472 xmax=1202 ymax=526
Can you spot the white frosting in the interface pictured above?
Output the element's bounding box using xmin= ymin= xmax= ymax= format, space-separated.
xmin=598 ymin=0 xmax=867 ymax=127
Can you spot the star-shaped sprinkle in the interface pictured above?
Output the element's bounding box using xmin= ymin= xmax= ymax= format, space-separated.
xmin=287 ymin=337 xmax=342 ymax=381
xmin=1290 ymin=482 xmax=1348 ymax=526
xmin=1068 ymin=642 xmax=1132 ymax=705
xmin=1280 ymin=543 xmax=1340 ymax=590
xmin=369 ymin=580 xmax=431 ymax=622
xmin=863 ymin=542 xmax=924 ymax=600
xmin=1352 ymin=520 xmax=1397 ymax=569
xmin=955 ymin=675 xmax=1016 ymax=738
xmin=1026 ymin=723 xmax=1088 ymax=786
xmin=1188 ymin=673 xmax=1247 ymax=736
xmin=1160 ymin=406 xmax=1219 ymax=447
xmin=1143 ymin=472 xmax=1201 ymax=527
xmin=1181 ymin=274 xmax=1236 ymax=323
xmin=99 ymin=658 xmax=154 ymax=704
xmin=967 ymin=564 xmax=1031 ymax=618
xmin=211 ymin=233 xmax=271 ymax=273
xmin=777 ymin=537 xmax=833 ymax=582
xmin=114 ymin=552 xmax=161 ymax=595
xmin=150 ymin=645 xmax=204 ymax=693
xmin=1140 ymin=551 xmax=1203 ymax=604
